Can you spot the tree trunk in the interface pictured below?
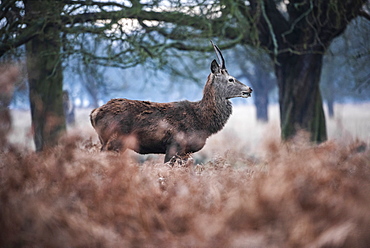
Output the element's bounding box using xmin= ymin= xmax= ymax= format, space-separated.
xmin=253 ymin=87 xmax=269 ymax=122
xmin=275 ymin=53 xmax=327 ymax=143
xmin=25 ymin=0 xmax=65 ymax=151
xmin=327 ymin=98 xmax=335 ymax=118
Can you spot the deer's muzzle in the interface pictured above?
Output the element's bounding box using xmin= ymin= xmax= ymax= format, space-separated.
xmin=241 ymin=87 xmax=253 ymax=98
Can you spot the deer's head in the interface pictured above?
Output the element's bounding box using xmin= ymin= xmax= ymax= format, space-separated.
xmin=210 ymin=41 xmax=252 ymax=99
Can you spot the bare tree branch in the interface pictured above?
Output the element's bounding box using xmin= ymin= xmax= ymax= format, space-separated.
xmin=358 ymin=10 xmax=370 ymax=21
xmin=0 ymin=19 xmax=45 ymax=57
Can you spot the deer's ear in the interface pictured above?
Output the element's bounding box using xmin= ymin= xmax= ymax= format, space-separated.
xmin=211 ymin=59 xmax=220 ymax=74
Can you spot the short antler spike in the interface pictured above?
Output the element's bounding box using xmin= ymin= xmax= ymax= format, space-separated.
xmin=210 ymin=40 xmax=225 ymax=69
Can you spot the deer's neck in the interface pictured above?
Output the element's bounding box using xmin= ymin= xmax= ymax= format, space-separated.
xmin=197 ymin=75 xmax=232 ymax=134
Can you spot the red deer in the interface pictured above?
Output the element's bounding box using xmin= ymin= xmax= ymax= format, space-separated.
xmin=90 ymin=42 xmax=252 ymax=162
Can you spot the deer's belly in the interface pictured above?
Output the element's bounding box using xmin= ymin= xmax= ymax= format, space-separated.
xmin=135 ymin=144 xmax=167 ymax=154
xmin=133 ymin=130 xmax=208 ymax=155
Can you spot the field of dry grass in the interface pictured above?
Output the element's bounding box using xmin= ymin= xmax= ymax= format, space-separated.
xmin=1 ymin=103 xmax=370 ymax=247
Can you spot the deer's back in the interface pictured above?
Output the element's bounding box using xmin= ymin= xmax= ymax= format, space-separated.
xmin=92 ymin=98 xmax=203 ymax=128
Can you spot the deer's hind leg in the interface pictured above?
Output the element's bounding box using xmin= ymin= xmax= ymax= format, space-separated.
xmin=100 ymin=134 xmax=126 ymax=153
xmin=98 ymin=135 xmax=107 ymax=151
xmin=107 ymin=138 xmax=125 ymax=152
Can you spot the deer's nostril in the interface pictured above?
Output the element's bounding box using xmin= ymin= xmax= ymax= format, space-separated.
xmin=250 ymin=87 xmax=253 ymax=92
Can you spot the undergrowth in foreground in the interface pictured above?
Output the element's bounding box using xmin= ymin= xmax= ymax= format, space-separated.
xmin=1 ymin=132 xmax=369 ymax=248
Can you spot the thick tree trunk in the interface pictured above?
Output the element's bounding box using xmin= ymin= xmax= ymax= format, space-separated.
xmin=275 ymin=53 xmax=327 ymax=143
xmin=25 ymin=1 xmax=65 ymax=151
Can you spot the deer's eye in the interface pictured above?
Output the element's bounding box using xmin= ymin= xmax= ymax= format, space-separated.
xmin=228 ymin=78 xmax=234 ymax=83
